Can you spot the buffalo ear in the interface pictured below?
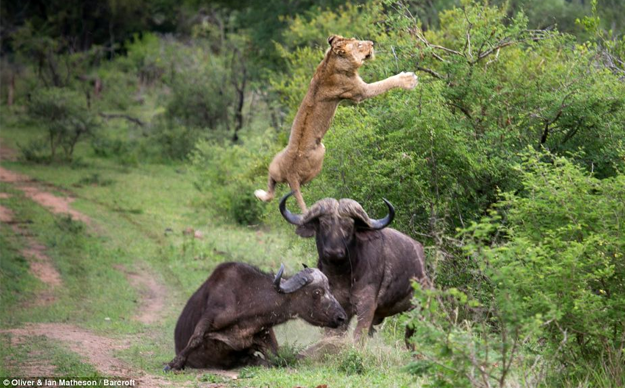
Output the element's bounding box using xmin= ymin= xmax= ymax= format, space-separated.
xmin=295 ymin=224 xmax=315 ymax=238
xmin=353 ymin=218 xmax=371 ymax=230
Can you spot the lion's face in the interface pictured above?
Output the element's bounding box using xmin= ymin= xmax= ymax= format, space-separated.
xmin=328 ymin=35 xmax=375 ymax=69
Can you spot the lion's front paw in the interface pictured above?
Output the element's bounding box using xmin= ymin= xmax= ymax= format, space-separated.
xmin=397 ymin=72 xmax=418 ymax=90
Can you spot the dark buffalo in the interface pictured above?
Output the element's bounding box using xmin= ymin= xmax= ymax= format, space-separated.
xmin=280 ymin=192 xmax=430 ymax=344
xmin=166 ymin=262 xmax=347 ymax=370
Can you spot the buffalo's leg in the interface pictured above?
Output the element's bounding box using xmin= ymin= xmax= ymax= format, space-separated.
xmin=166 ymin=317 xmax=211 ymax=371
xmin=253 ymin=328 xmax=279 ymax=363
xmin=368 ymin=316 xmax=385 ymax=337
xmin=405 ymin=325 xmax=416 ymax=351
xmin=252 ymin=329 xmax=278 ymax=366
xmin=353 ymin=293 xmax=377 ymax=343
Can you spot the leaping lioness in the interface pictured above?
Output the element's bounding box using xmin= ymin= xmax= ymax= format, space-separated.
xmin=255 ymin=35 xmax=418 ymax=211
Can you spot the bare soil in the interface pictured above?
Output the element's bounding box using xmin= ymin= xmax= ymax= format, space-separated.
xmin=114 ymin=263 xmax=170 ymax=325
xmin=0 ymin=204 xmax=15 ymax=223
xmin=2 ymin=323 xmax=174 ymax=387
xmin=3 ymin=323 xmax=241 ymax=386
xmin=0 ymin=201 xmax=62 ymax=306
xmin=0 ymin=166 xmax=92 ymax=225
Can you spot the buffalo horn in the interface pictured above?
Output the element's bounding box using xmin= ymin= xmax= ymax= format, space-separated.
xmin=273 ymin=264 xmax=286 ymax=290
xmin=279 ymin=192 xmax=303 ymax=225
xmin=274 ymin=264 xmax=313 ymax=294
xmin=368 ymin=198 xmax=395 ymax=230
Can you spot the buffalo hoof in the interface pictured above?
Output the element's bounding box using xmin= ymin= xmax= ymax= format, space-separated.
xmin=163 ymin=365 xmax=172 ymax=372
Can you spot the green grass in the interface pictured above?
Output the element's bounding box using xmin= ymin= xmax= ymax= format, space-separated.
xmin=0 ymin=334 xmax=101 ymax=377
xmin=0 ymin=110 xmax=421 ymax=387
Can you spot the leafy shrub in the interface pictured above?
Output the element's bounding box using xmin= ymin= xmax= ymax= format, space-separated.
xmin=18 ymin=138 xmax=49 ymax=163
xmin=165 ymin=54 xmax=234 ymax=131
xmin=96 ymin=68 xmax=139 ymax=111
xmin=337 ymin=348 xmax=366 ymax=375
xmin=91 ymin=135 xmax=131 ymax=158
xmin=407 ymin=148 xmax=625 ymax=387
xmin=272 ymin=0 xmax=625 ymax=246
xmin=191 ymin=140 xmax=266 ymax=225
xmin=267 ymin=342 xmax=303 ymax=368
xmin=118 ymin=35 xmax=248 ymax=159
xmin=27 ymin=87 xmax=100 ymax=162
xmin=148 ymin=121 xmax=202 ymax=161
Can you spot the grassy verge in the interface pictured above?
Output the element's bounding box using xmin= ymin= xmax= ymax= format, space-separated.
xmin=1 ymin=334 xmax=101 ymax=377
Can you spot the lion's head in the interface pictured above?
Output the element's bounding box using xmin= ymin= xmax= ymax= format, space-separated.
xmin=327 ymin=35 xmax=374 ymax=69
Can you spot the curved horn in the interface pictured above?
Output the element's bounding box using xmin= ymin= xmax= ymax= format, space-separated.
xmin=276 ymin=269 xmax=313 ymax=294
xmin=279 ymin=192 xmax=303 ymax=225
xmin=274 ymin=264 xmax=286 ymax=290
xmin=368 ymin=198 xmax=395 ymax=230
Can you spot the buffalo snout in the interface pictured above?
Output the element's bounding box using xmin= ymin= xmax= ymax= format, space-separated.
xmin=333 ymin=311 xmax=347 ymax=328
xmin=322 ymin=247 xmax=346 ymax=260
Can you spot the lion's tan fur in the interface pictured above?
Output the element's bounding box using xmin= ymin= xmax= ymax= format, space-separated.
xmin=255 ymin=35 xmax=418 ymax=211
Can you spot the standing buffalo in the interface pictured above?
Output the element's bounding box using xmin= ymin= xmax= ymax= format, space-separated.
xmin=279 ymin=192 xmax=430 ymax=344
xmin=165 ymin=262 xmax=346 ymax=370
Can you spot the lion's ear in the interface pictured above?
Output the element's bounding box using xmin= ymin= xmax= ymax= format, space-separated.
xmin=328 ymin=35 xmax=338 ymax=46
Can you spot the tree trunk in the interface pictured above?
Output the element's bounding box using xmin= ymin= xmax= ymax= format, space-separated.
xmin=94 ymin=78 xmax=102 ymax=99
xmin=233 ymin=69 xmax=246 ymax=142
xmin=7 ymin=72 xmax=15 ymax=106
xmin=109 ymin=20 xmax=115 ymax=59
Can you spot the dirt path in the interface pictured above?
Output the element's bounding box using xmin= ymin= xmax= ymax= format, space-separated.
xmin=0 ymin=166 xmax=93 ymax=225
xmin=114 ymin=263 xmax=170 ymax=325
xmin=0 ymin=203 xmax=15 ymax=222
xmin=2 ymin=323 xmax=175 ymax=387
xmin=0 ymin=159 xmax=92 ymax=304
xmin=3 ymin=323 xmax=240 ymax=386
xmin=0 ymin=200 xmax=62 ymax=306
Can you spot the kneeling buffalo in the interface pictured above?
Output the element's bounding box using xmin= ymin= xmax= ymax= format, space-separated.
xmin=280 ymin=192 xmax=430 ymax=343
xmin=166 ymin=262 xmax=346 ymax=370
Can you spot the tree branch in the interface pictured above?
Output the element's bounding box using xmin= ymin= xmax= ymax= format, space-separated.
xmin=416 ymin=66 xmax=444 ymax=80
xmin=99 ymin=113 xmax=145 ymax=127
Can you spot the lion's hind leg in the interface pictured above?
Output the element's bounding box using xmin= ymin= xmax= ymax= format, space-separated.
xmin=288 ymin=179 xmax=307 ymax=212
xmin=254 ymin=176 xmax=277 ymax=202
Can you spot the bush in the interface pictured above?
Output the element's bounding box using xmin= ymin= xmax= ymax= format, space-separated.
xmin=271 ymin=0 xmax=625 ymax=246
xmin=148 ymin=121 xmax=203 ymax=161
xmin=91 ymin=135 xmax=131 ymax=158
xmin=165 ymin=54 xmax=234 ymax=131
xmin=191 ymin=140 xmax=266 ymax=225
xmin=407 ymin=148 xmax=625 ymax=387
xmin=18 ymin=138 xmax=50 ymax=163
xmin=117 ymin=35 xmax=249 ymax=159
xmin=337 ymin=348 xmax=366 ymax=375
xmin=27 ymin=87 xmax=99 ymax=162
xmin=267 ymin=342 xmax=303 ymax=368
